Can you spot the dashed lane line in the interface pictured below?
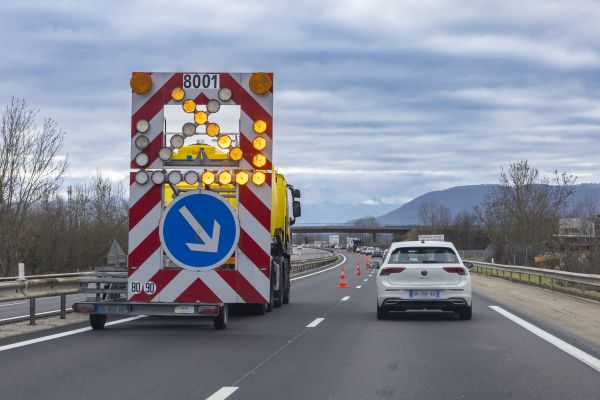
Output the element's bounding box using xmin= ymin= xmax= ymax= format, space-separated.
xmin=341 ymin=296 xmax=350 ymax=301
xmin=206 ymin=387 xmax=239 ymax=400
xmin=306 ymin=318 xmax=325 ymax=328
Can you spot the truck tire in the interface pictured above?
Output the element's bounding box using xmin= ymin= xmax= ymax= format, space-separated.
xmin=90 ymin=314 xmax=107 ymax=330
xmin=267 ymin=274 xmax=275 ymax=312
xmin=274 ymin=265 xmax=284 ymax=308
xmin=283 ymin=261 xmax=290 ymax=305
xmin=213 ymin=304 xmax=228 ymax=330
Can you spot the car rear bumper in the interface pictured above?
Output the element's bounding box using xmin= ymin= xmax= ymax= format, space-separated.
xmin=379 ymin=297 xmax=469 ymax=311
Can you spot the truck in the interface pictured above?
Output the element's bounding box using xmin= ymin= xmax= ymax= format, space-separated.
xmin=73 ymin=72 xmax=301 ymax=330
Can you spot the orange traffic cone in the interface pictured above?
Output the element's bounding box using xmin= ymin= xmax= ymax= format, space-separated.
xmin=355 ymin=265 xmax=362 ymax=277
xmin=337 ymin=267 xmax=347 ymax=288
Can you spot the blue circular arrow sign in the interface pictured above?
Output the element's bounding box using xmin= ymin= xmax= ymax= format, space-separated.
xmin=159 ymin=191 xmax=240 ymax=271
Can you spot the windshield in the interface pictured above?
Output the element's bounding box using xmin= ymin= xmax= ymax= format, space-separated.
xmin=388 ymin=247 xmax=459 ymax=264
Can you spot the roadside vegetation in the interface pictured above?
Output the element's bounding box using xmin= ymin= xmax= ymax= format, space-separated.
xmin=0 ymin=98 xmax=127 ymax=277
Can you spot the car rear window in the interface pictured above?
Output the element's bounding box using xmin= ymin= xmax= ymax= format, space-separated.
xmin=388 ymin=247 xmax=459 ymax=264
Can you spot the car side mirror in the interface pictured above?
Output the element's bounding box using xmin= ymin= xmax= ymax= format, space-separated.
xmin=369 ymin=262 xmax=380 ymax=270
xmin=293 ymin=188 xmax=301 ymax=198
xmin=463 ymin=261 xmax=474 ymax=269
xmin=292 ymin=200 xmax=301 ymax=218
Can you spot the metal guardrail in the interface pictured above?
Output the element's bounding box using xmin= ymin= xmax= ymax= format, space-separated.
xmin=468 ymin=261 xmax=600 ymax=295
xmin=0 ymin=254 xmax=343 ymax=325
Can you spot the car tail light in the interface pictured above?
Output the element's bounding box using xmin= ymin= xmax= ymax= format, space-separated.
xmin=379 ymin=267 xmax=405 ymax=276
xmin=443 ymin=267 xmax=468 ymax=275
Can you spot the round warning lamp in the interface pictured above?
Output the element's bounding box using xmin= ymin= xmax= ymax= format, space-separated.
xmin=171 ymin=87 xmax=185 ymax=101
xmin=252 ymin=171 xmax=266 ymax=186
xmin=206 ymin=123 xmax=220 ymax=137
xmin=235 ymin=170 xmax=249 ymax=185
xmin=249 ymin=72 xmax=272 ymax=95
xmin=218 ymin=171 xmax=232 ymax=185
xmin=135 ymin=170 xmax=149 ymax=185
xmin=130 ymin=72 xmax=152 ymax=94
xmin=201 ymin=171 xmax=215 ymax=185
xmin=182 ymin=99 xmax=196 ymax=113
xmin=194 ymin=111 xmax=208 ymax=125
xmin=253 ymin=136 xmax=267 ymax=151
xmin=253 ymin=119 xmax=267 ymax=134
xmin=252 ymin=153 xmax=267 ymax=168
xmin=218 ymin=135 xmax=232 ymax=149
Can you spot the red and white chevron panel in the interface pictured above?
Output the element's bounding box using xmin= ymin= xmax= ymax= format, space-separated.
xmin=128 ymin=72 xmax=273 ymax=304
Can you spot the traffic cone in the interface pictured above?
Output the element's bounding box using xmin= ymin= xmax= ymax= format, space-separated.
xmin=355 ymin=264 xmax=361 ymax=277
xmin=337 ymin=267 xmax=347 ymax=288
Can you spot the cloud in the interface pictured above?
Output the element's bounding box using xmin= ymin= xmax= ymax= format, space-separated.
xmin=0 ymin=0 xmax=599 ymax=222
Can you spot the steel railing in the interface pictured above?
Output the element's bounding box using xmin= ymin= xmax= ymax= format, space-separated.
xmin=468 ymin=261 xmax=600 ymax=296
xmin=0 ymin=253 xmax=342 ymax=325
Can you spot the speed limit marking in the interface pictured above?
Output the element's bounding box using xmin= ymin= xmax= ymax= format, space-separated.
xmin=144 ymin=281 xmax=157 ymax=295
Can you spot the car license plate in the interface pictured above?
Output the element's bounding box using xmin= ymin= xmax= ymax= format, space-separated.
xmin=174 ymin=305 xmax=195 ymax=314
xmin=409 ymin=290 xmax=440 ymax=298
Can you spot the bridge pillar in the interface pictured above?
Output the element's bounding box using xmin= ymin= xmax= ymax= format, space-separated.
xmin=372 ymin=232 xmax=377 ymax=243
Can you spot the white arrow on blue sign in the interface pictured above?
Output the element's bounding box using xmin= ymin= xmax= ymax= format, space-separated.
xmin=159 ymin=190 xmax=240 ymax=271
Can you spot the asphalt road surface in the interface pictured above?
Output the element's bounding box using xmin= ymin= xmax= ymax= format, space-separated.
xmin=0 ymin=252 xmax=599 ymax=400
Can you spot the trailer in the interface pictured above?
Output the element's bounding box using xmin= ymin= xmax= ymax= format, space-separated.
xmin=74 ymin=72 xmax=301 ymax=330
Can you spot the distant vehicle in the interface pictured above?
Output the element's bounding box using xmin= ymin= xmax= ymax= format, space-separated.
xmin=356 ymin=246 xmax=363 ymax=254
xmin=372 ymin=247 xmax=382 ymax=258
xmin=371 ymin=241 xmax=473 ymax=320
xmin=365 ymin=246 xmax=374 ymax=255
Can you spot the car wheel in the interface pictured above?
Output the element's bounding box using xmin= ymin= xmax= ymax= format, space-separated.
xmin=457 ymin=305 xmax=472 ymax=320
xmin=377 ymin=304 xmax=388 ymax=320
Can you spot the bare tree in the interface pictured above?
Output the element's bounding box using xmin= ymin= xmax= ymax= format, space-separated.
xmin=418 ymin=201 xmax=452 ymax=232
xmin=477 ymin=160 xmax=576 ymax=266
xmin=0 ymin=98 xmax=68 ymax=276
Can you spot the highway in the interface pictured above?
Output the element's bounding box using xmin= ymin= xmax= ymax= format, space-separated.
xmin=1 ymin=251 xmax=599 ymax=400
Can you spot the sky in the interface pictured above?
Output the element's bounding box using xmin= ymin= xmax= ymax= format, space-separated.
xmin=1 ymin=0 xmax=599 ymax=223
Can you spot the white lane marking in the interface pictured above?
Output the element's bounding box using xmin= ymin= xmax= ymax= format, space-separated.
xmin=0 ymin=301 xmax=27 ymax=307
xmin=490 ymin=306 xmax=600 ymax=373
xmin=0 ymin=316 xmax=145 ymax=353
xmin=363 ymin=279 xmax=368 ymax=282
xmin=206 ymin=387 xmax=239 ymax=400
xmin=356 ymin=285 xmax=362 ymax=289
xmin=306 ymin=317 xmax=325 ymax=328
xmin=290 ymin=255 xmax=347 ymax=281
xmin=0 ymin=308 xmax=73 ymax=323
xmin=341 ymin=296 xmax=350 ymax=301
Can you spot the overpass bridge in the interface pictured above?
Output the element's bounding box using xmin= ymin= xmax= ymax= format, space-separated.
xmin=291 ymin=224 xmax=419 ymax=242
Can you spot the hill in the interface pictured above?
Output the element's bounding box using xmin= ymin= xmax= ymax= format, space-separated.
xmin=375 ymin=183 xmax=600 ymax=225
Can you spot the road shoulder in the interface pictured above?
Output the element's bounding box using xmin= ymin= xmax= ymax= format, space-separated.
xmin=472 ymin=274 xmax=600 ymax=350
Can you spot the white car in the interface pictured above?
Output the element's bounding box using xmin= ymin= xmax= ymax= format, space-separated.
xmin=372 ymin=241 xmax=473 ymax=320
xmin=365 ymin=246 xmax=374 ymax=255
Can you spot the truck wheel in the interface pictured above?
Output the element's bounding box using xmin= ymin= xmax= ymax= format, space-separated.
xmin=283 ymin=264 xmax=290 ymax=305
xmin=90 ymin=314 xmax=107 ymax=330
xmin=213 ymin=304 xmax=228 ymax=330
xmin=254 ymin=303 xmax=267 ymax=315
xmin=267 ymin=273 xmax=275 ymax=312
xmin=274 ymin=266 xmax=284 ymax=308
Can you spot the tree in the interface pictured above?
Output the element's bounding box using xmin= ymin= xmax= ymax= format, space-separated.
xmin=418 ymin=201 xmax=452 ymax=232
xmin=477 ymin=160 xmax=576 ymax=266
xmin=0 ymin=98 xmax=68 ymax=276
